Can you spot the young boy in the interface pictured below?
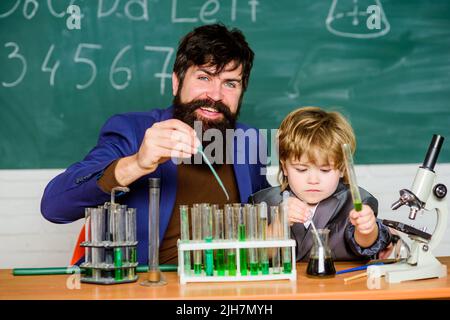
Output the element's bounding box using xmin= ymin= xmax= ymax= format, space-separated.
xmin=249 ymin=107 xmax=392 ymax=261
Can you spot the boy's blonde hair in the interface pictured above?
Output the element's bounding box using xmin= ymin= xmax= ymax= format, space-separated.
xmin=277 ymin=106 xmax=356 ymax=190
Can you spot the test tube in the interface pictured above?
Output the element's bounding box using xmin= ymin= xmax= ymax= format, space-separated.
xmin=224 ymin=204 xmax=236 ymax=276
xmin=258 ymin=202 xmax=269 ymax=275
xmin=247 ymin=205 xmax=259 ymax=275
xmin=141 ymin=178 xmax=166 ymax=286
xmin=270 ymin=206 xmax=281 ymax=274
xmin=103 ymin=203 xmax=114 ymax=278
xmin=214 ymin=209 xmax=225 ymax=276
xmin=236 ymin=204 xmax=248 ymax=275
xmin=179 ymin=205 xmax=191 ymax=276
xmin=191 ymin=205 xmax=202 ymax=275
xmin=112 ymin=205 xmax=126 ymax=281
xmin=125 ymin=208 xmax=137 ymax=280
xmin=281 ymin=191 xmax=292 ymax=274
xmin=202 ymin=204 xmax=214 ymax=276
xmin=84 ymin=208 xmax=92 ymax=278
xmin=90 ymin=207 xmax=105 ymax=280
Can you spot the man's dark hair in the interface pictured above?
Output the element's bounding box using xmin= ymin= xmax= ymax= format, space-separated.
xmin=173 ymin=23 xmax=254 ymax=92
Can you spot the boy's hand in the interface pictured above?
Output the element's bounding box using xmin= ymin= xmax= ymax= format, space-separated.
xmin=287 ymin=196 xmax=311 ymax=226
xmin=349 ymin=204 xmax=377 ymax=235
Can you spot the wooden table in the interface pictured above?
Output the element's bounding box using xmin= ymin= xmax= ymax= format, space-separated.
xmin=2 ymin=258 xmax=450 ymax=300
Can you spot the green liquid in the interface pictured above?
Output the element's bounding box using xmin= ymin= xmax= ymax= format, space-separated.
xmin=238 ymin=224 xmax=246 ymax=241
xmin=114 ymin=248 xmax=123 ymax=281
xmin=240 ymin=249 xmax=248 ymax=275
xmin=354 ymin=200 xmax=362 ymax=211
xmin=227 ymin=252 xmax=236 ymax=276
xmin=205 ymin=237 xmax=213 ymax=276
xmin=283 ymin=262 xmax=292 ymax=274
xmin=216 ymin=249 xmax=225 ymax=276
xmin=128 ymin=247 xmax=137 ymax=279
xmin=194 ymin=263 xmax=202 ymax=275
xmin=250 ymin=263 xmax=259 ymax=275
xmin=261 ymin=261 xmax=269 ymax=275
xmin=130 ymin=247 xmax=137 ymax=263
xmin=238 ymin=224 xmax=247 ymax=275
xmin=184 ymin=252 xmax=191 ymax=275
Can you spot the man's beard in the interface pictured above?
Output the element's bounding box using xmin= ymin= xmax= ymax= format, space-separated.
xmin=172 ymin=94 xmax=240 ymax=165
xmin=172 ymin=94 xmax=239 ymax=134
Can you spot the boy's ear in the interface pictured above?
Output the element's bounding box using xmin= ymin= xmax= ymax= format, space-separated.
xmin=281 ymin=161 xmax=287 ymax=176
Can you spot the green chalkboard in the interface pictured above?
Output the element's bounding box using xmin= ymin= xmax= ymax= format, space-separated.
xmin=1 ymin=0 xmax=449 ymax=169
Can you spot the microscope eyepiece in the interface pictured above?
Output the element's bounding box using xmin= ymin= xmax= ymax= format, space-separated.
xmin=421 ymin=134 xmax=444 ymax=172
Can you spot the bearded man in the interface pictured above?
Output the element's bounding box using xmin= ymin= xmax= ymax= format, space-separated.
xmin=41 ymin=24 xmax=270 ymax=265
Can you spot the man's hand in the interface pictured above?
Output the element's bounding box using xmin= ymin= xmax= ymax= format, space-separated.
xmin=136 ymin=119 xmax=200 ymax=171
xmin=115 ymin=119 xmax=200 ymax=186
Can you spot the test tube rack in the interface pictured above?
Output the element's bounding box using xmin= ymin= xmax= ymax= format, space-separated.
xmin=177 ymin=239 xmax=297 ymax=284
xmin=80 ymin=239 xmax=139 ymax=285
xmin=80 ymin=187 xmax=139 ymax=285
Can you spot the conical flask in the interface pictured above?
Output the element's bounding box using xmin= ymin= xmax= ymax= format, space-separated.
xmin=326 ymin=0 xmax=390 ymax=38
xmin=306 ymin=228 xmax=336 ymax=277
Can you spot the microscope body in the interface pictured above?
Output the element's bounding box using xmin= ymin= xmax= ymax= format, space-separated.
xmin=368 ymin=135 xmax=448 ymax=283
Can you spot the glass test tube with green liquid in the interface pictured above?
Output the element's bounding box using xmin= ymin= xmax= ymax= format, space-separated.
xmin=214 ymin=209 xmax=225 ymax=276
xmin=342 ymin=143 xmax=363 ymax=212
xmin=180 ymin=205 xmax=191 ymax=276
xmin=270 ymin=206 xmax=281 ymax=274
xmin=224 ymin=204 xmax=236 ymax=276
xmin=247 ymin=205 xmax=259 ymax=275
xmin=237 ymin=204 xmax=248 ymax=275
xmin=191 ymin=205 xmax=202 ymax=275
xmin=125 ymin=208 xmax=137 ymax=279
xmin=113 ymin=205 xmax=127 ymax=281
xmin=258 ymin=202 xmax=269 ymax=275
xmin=202 ymin=205 xmax=214 ymax=276
xmin=281 ymin=192 xmax=292 ymax=274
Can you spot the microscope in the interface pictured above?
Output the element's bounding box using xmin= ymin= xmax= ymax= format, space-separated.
xmin=368 ymin=134 xmax=448 ymax=283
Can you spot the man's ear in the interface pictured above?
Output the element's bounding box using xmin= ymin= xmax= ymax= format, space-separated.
xmin=172 ymin=72 xmax=179 ymax=96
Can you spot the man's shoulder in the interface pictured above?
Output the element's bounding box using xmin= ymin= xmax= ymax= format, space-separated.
xmin=104 ymin=106 xmax=174 ymax=128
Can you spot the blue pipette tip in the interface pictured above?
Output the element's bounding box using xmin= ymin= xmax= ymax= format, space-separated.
xmin=197 ymin=146 xmax=230 ymax=201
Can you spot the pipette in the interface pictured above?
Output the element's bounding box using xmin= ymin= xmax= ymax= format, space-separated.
xmin=224 ymin=204 xmax=237 ymax=276
xmin=237 ymin=204 xmax=248 ymax=275
xmin=258 ymin=202 xmax=269 ymax=275
xmin=342 ymin=143 xmax=362 ymax=211
xmin=247 ymin=205 xmax=259 ymax=275
xmin=281 ymin=191 xmax=292 ymax=273
xmin=202 ymin=204 xmax=214 ymax=276
xmin=191 ymin=205 xmax=202 ymax=275
xmin=214 ymin=209 xmax=225 ymax=276
xmin=180 ymin=205 xmax=191 ymax=275
xmin=198 ymin=146 xmax=230 ymax=201
xmin=270 ymin=206 xmax=281 ymax=274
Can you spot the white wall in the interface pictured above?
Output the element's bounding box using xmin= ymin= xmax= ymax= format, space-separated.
xmin=1 ymin=163 xmax=450 ymax=268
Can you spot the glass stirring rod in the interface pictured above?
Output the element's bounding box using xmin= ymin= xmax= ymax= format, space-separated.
xmin=198 ymin=146 xmax=230 ymax=201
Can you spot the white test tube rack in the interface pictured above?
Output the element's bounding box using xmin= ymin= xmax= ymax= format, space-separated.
xmin=177 ymin=239 xmax=297 ymax=284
